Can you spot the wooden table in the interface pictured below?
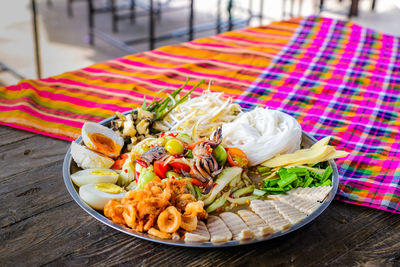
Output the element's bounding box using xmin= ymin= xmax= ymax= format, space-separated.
xmin=0 ymin=125 xmax=399 ymax=266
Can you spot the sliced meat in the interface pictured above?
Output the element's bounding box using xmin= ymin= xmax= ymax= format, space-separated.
xmin=207 ymin=215 xmax=232 ymax=243
xmin=249 ymin=200 xmax=290 ymax=232
xmin=184 ymin=221 xmax=210 ymax=242
xmin=269 ymin=195 xmax=320 ymax=216
xmin=287 ymin=186 xmax=333 ymax=202
xmin=237 ymin=209 xmax=274 ymax=237
xmin=271 ymin=200 xmax=307 ymax=224
xmin=219 ymin=212 xmax=255 ymax=241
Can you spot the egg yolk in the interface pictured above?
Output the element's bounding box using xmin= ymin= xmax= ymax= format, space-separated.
xmin=95 ymin=183 xmax=124 ymax=194
xmin=88 ymin=133 xmax=120 ymax=156
xmin=90 ymin=170 xmax=116 ymax=175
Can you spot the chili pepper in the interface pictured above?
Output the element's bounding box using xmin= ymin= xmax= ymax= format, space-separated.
xmin=135 ymin=159 xmax=148 ymax=168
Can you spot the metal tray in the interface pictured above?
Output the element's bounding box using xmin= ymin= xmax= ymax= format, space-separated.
xmin=62 ymin=114 xmax=339 ymax=248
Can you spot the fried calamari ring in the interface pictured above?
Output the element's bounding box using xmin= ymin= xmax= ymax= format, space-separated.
xmin=180 ymin=214 xmax=197 ymax=232
xmin=157 ymin=206 xmax=182 ymax=233
xmin=148 ymin=228 xmax=171 ymax=239
xmin=122 ymin=205 xmax=137 ymax=228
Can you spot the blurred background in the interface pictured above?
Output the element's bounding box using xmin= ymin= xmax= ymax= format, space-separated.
xmin=1 ymin=0 xmax=399 ymax=86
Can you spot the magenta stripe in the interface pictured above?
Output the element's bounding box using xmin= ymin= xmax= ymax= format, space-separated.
xmin=0 ymin=96 xmax=103 ymax=122
xmin=86 ymin=65 xmax=253 ymax=86
xmin=214 ymin=34 xmax=286 ymax=46
xmin=44 ymin=77 xmax=137 ymax=96
xmin=142 ymin=50 xmax=265 ymax=70
xmin=9 ymin=82 xmax=130 ymax=111
xmin=0 ymin=104 xmax=83 ymax=128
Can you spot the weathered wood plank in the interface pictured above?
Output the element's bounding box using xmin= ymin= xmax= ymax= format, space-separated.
xmin=0 ymin=135 xmax=69 ymax=180
xmin=0 ymin=161 xmax=71 ymax=228
xmin=0 ymin=126 xmax=36 ymax=146
xmin=0 ymin=201 xmax=116 ymax=266
xmin=327 ymin=219 xmax=400 ymax=266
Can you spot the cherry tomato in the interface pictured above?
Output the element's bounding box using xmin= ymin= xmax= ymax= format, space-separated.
xmin=154 ymin=160 xmax=171 ymax=179
xmin=169 ymin=162 xmax=191 ymax=173
xmin=226 ymin=147 xmax=248 ymax=167
xmin=164 ymin=139 xmax=184 ymax=155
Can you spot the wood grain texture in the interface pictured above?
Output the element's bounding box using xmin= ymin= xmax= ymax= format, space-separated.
xmin=0 ymin=131 xmax=69 ymax=181
xmin=0 ymin=125 xmax=399 ymax=267
xmin=0 ymin=126 xmax=36 ymax=146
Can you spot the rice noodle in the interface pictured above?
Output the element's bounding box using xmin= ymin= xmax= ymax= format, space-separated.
xmin=222 ymin=107 xmax=302 ymax=166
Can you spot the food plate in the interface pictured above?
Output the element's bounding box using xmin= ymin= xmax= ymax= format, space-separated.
xmin=62 ymin=112 xmax=339 ymax=248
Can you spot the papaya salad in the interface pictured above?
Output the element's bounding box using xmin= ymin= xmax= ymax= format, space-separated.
xmin=70 ymin=79 xmax=349 ymax=243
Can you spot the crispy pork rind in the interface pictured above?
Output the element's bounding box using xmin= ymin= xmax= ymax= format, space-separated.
xmin=104 ymin=179 xmax=208 ymax=239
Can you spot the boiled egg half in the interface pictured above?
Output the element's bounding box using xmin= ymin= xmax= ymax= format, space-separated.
xmin=82 ymin=122 xmax=124 ymax=158
xmin=79 ymin=183 xmax=126 ymax=210
xmin=70 ymin=142 xmax=114 ymax=169
xmin=71 ymin=168 xmax=119 ymax=187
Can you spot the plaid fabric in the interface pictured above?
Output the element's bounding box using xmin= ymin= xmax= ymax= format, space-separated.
xmin=236 ymin=16 xmax=400 ymax=213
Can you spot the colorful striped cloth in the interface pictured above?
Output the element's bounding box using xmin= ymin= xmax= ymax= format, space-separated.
xmin=0 ymin=16 xmax=399 ymax=214
xmin=0 ymin=19 xmax=299 ymax=140
xmin=237 ymin=16 xmax=400 ymax=213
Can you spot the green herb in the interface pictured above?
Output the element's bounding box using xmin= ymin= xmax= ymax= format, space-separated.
xmin=261 ymin=164 xmax=333 ymax=194
xmin=303 ymin=176 xmax=313 ymax=188
xmin=159 ymin=79 xmax=205 ymax=119
xmin=321 ymin=166 xmax=333 ymax=183
xmin=185 ymin=150 xmax=193 ymax=158
xmin=194 ymin=185 xmax=202 ymax=199
xmin=277 ymin=172 xmax=297 ymax=188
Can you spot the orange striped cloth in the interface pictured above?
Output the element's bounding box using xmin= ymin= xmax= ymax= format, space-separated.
xmin=0 ymin=19 xmax=300 ymax=141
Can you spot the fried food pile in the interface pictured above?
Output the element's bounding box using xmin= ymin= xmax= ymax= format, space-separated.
xmin=104 ymin=179 xmax=207 ymax=239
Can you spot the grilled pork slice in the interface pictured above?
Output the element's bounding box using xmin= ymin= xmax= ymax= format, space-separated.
xmin=219 ymin=212 xmax=255 ymax=241
xmin=184 ymin=221 xmax=210 ymax=242
xmin=237 ymin=209 xmax=274 ymax=237
xmin=249 ymin=200 xmax=291 ymax=231
xmin=288 ymin=186 xmax=332 ymax=202
xmin=272 ymin=200 xmax=307 ymax=224
xmin=207 ymin=215 xmax=232 ymax=243
xmin=269 ymin=195 xmax=320 ymax=215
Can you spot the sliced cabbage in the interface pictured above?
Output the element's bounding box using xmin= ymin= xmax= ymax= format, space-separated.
xmin=117 ymin=154 xmax=135 ymax=186
xmin=132 ymin=137 xmax=164 ymax=156
xmin=202 ymin=167 xmax=242 ymax=206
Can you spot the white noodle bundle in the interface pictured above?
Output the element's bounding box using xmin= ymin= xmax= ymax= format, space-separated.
xmin=222 ymin=107 xmax=302 ymax=166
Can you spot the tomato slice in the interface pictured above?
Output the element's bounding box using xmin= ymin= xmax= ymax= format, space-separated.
xmin=153 ymin=160 xmax=171 ymax=179
xmin=191 ymin=178 xmax=209 ymax=187
xmin=187 ymin=139 xmax=206 ymax=150
xmin=169 ymin=162 xmax=191 ymax=173
xmin=111 ymin=153 xmax=129 ymax=170
xmin=226 ymin=147 xmax=248 ymax=167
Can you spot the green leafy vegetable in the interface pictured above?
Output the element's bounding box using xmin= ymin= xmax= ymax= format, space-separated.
xmin=261 ymin=164 xmax=333 ymax=194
